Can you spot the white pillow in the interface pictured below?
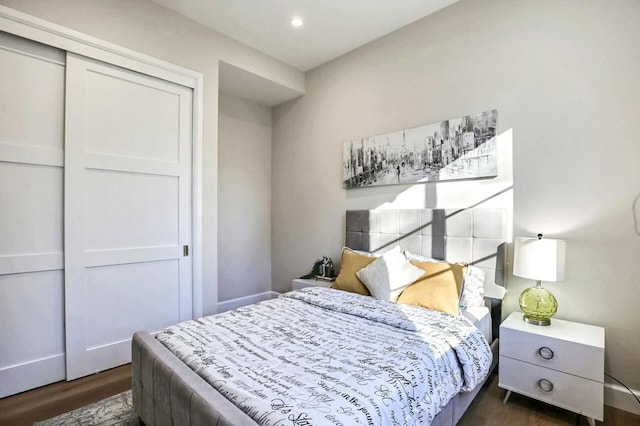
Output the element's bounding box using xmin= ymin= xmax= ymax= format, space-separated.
xmin=403 ymin=250 xmax=438 ymax=263
xmin=458 ymin=265 xmax=486 ymax=309
xmin=356 ymin=248 xmax=424 ymax=301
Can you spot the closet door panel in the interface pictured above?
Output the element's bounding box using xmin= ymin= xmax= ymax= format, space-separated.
xmin=0 ymin=33 xmax=64 ymax=152
xmin=85 ymin=260 xmax=180 ymax=349
xmin=0 ymin=164 xmax=63 ymax=256
xmin=84 ymin=68 xmax=180 ymax=162
xmin=0 ymin=31 xmax=65 ymax=398
xmin=65 ymin=53 xmax=193 ymax=379
xmin=0 ymin=272 xmax=64 ymax=365
xmin=84 ymin=170 xmax=179 ymax=250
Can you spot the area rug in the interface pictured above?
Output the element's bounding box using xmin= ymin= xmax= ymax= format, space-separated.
xmin=33 ymin=390 xmax=140 ymax=426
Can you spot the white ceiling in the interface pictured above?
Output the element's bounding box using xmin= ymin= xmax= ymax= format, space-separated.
xmin=150 ymin=0 xmax=459 ymax=72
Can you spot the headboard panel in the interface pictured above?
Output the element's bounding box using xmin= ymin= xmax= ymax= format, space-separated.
xmin=346 ymin=208 xmax=507 ymax=297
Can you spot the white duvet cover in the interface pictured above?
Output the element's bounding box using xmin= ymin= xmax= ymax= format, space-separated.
xmin=155 ymin=287 xmax=492 ymax=425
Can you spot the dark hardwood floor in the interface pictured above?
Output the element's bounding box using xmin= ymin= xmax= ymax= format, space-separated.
xmin=0 ymin=366 xmax=638 ymax=425
xmin=0 ymin=365 xmax=131 ymax=426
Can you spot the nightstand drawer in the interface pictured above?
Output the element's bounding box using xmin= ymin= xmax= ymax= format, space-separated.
xmin=499 ymin=356 xmax=603 ymax=420
xmin=500 ymin=326 xmax=603 ymax=382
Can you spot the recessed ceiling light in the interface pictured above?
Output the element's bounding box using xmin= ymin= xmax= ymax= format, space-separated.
xmin=291 ymin=16 xmax=304 ymax=28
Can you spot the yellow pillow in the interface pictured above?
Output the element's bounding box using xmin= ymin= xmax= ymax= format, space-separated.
xmin=396 ymin=261 xmax=467 ymax=315
xmin=331 ymin=248 xmax=376 ymax=295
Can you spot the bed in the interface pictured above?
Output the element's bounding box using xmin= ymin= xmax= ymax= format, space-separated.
xmin=132 ymin=208 xmax=507 ymax=425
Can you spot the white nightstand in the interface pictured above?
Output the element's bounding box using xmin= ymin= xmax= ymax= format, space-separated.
xmin=499 ymin=312 xmax=605 ymax=426
xmin=291 ymin=278 xmax=333 ymax=291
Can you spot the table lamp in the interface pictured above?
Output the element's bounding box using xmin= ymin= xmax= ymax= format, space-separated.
xmin=513 ymin=233 xmax=566 ymax=326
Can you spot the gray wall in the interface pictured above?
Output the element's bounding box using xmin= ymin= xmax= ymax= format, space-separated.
xmin=0 ymin=0 xmax=304 ymax=315
xmin=272 ymin=0 xmax=640 ymax=395
xmin=218 ymin=93 xmax=272 ymax=302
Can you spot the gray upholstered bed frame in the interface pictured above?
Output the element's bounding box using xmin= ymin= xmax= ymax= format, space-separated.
xmin=132 ymin=332 xmax=258 ymax=425
xmin=132 ymin=208 xmax=507 ymax=426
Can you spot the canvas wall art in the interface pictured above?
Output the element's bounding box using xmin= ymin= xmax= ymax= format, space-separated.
xmin=342 ymin=109 xmax=498 ymax=188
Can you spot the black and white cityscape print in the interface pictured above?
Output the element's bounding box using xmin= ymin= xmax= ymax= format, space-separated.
xmin=343 ymin=110 xmax=498 ymax=188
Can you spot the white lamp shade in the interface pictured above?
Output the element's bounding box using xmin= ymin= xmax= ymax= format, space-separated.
xmin=513 ymin=236 xmax=566 ymax=282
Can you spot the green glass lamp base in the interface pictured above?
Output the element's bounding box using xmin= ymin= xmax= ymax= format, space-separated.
xmin=519 ymin=282 xmax=557 ymax=327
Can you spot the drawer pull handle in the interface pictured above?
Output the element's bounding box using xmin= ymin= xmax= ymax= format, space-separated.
xmin=537 ymin=379 xmax=554 ymax=392
xmin=538 ymin=346 xmax=554 ymax=360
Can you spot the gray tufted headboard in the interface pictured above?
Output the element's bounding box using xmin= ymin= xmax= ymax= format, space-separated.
xmin=346 ymin=208 xmax=508 ymax=336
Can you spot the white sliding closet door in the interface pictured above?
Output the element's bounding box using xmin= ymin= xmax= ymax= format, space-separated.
xmin=64 ymin=53 xmax=193 ymax=379
xmin=0 ymin=32 xmax=66 ymax=398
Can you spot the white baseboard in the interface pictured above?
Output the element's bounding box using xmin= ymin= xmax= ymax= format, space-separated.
xmin=217 ymin=291 xmax=280 ymax=313
xmin=605 ymin=382 xmax=640 ymax=415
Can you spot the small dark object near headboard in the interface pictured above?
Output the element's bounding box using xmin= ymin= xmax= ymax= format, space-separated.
xmin=300 ymin=256 xmax=336 ymax=280
xmin=345 ymin=208 xmax=507 ymax=339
